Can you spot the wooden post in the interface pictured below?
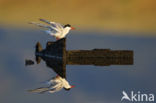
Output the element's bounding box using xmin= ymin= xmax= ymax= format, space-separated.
xmin=35 ymin=38 xmax=66 ymax=78
xmin=35 ymin=38 xmax=133 ymax=78
xmin=35 ymin=38 xmax=133 ymax=66
xmin=66 ymin=49 xmax=133 ymax=66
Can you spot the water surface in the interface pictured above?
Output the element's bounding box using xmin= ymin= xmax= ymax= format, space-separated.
xmin=0 ymin=27 xmax=156 ymax=103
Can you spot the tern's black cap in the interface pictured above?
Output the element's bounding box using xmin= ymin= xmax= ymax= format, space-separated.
xmin=64 ymin=24 xmax=71 ymax=28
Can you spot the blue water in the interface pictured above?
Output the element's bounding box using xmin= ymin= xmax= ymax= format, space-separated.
xmin=0 ymin=27 xmax=156 ymax=103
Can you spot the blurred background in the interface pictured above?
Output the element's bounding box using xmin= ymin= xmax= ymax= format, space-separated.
xmin=0 ymin=0 xmax=156 ymax=103
xmin=0 ymin=0 xmax=156 ymax=35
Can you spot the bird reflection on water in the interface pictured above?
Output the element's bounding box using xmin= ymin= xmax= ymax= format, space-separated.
xmin=26 ymin=38 xmax=133 ymax=94
xmin=28 ymin=75 xmax=74 ymax=94
xmin=27 ymin=51 xmax=74 ymax=93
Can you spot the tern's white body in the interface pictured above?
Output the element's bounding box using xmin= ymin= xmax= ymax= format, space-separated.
xmin=30 ymin=19 xmax=74 ymax=40
xmin=28 ymin=75 xmax=73 ymax=93
xmin=45 ymin=26 xmax=71 ymax=39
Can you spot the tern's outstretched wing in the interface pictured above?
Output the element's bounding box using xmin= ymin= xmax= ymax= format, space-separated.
xmin=29 ymin=22 xmax=51 ymax=29
xmin=28 ymin=87 xmax=49 ymax=93
xmin=39 ymin=19 xmax=56 ymax=27
xmin=29 ymin=22 xmax=59 ymax=32
xmin=39 ymin=18 xmax=64 ymax=32
xmin=39 ymin=79 xmax=64 ymax=94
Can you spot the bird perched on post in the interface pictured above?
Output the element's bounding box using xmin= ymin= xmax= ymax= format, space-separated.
xmin=29 ymin=19 xmax=75 ymax=40
xmin=28 ymin=75 xmax=75 ymax=94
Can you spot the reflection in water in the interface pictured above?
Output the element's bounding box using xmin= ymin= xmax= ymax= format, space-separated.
xmin=26 ymin=38 xmax=133 ymax=94
xmin=28 ymin=75 xmax=75 ymax=94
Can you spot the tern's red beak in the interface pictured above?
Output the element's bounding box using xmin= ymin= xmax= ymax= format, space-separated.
xmin=71 ymin=85 xmax=75 ymax=88
xmin=71 ymin=27 xmax=75 ymax=30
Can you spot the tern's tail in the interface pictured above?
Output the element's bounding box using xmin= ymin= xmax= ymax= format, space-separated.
xmin=28 ymin=87 xmax=49 ymax=93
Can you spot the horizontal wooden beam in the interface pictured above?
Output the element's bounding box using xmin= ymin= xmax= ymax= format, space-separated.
xmin=35 ymin=38 xmax=133 ymax=66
